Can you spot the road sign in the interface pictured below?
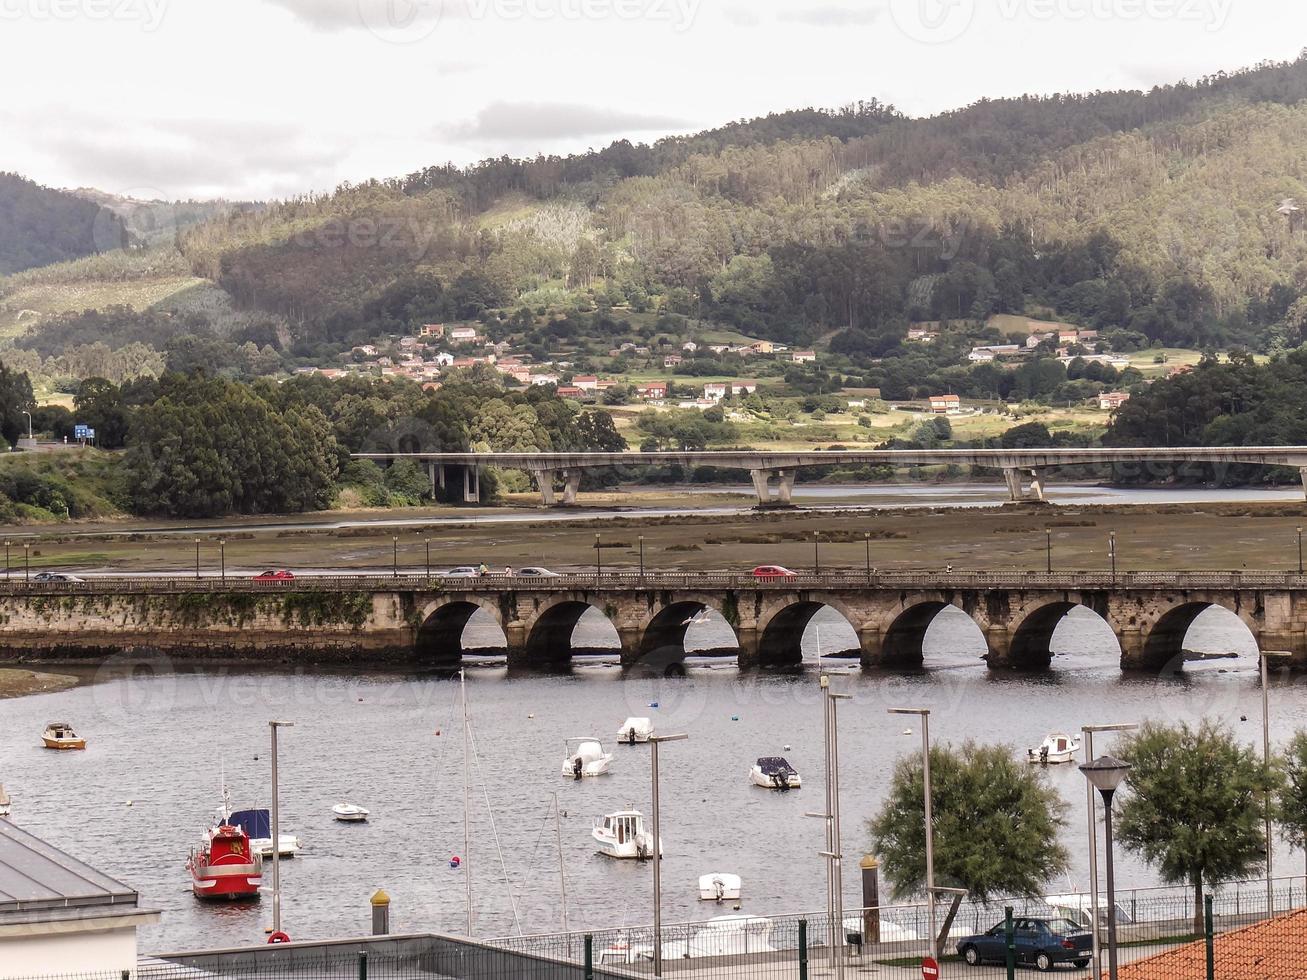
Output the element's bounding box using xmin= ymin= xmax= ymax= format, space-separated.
xmin=85 ymin=428 xmax=95 ymax=440
xmin=74 ymin=424 xmax=88 ymax=439
xmin=921 ymin=957 xmax=939 ymax=979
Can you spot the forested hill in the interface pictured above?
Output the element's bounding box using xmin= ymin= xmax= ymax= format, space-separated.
xmin=0 ymin=174 xmax=126 ymax=276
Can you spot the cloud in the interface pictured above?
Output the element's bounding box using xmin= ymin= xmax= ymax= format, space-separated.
xmin=778 ymin=3 xmax=879 ymax=26
xmin=449 ymin=101 xmax=694 ymax=142
xmin=262 ymin=0 xmax=443 ymax=32
xmin=722 ymin=5 xmax=762 ymax=26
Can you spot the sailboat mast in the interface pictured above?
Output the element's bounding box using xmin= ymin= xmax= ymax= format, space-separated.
xmin=553 ymin=792 xmax=569 ymax=935
xmin=461 ymin=667 xmax=473 ymax=937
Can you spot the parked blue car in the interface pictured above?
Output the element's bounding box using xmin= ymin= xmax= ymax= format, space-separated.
xmin=956 ymin=917 xmax=1092 ymax=971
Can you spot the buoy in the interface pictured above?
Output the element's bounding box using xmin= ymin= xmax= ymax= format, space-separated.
xmin=730 ymin=715 xmax=739 ymax=722
xmin=450 ymin=856 xmax=461 ymax=869
xmin=125 ymin=800 xmax=133 ymax=807
xmin=649 ymin=701 xmax=659 ymax=708
xmin=267 ymin=931 xmax=291 ymax=944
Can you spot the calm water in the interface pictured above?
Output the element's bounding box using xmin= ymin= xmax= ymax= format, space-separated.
xmin=1 ymin=605 xmax=1300 ymax=953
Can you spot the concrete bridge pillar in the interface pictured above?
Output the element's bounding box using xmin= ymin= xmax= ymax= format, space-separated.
xmin=1299 ymin=467 xmax=1307 ymax=502
xmin=562 ymin=470 xmax=582 ymax=506
xmin=776 ymin=470 xmax=797 ymax=505
xmin=736 ymin=624 xmax=760 ymax=670
xmin=749 ymin=469 xmax=797 ymax=507
xmin=858 ymin=625 xmax=883 ymax=669
xmin=463 ymin=466 xmax=481 ymax=504
xmin=537 ymin=470 xmax=558 ymax=507
xmin=1028 ymin=468 xmax=1047 ymax=502
xmin=750 ymin=469 xmax=772 ymax=505
xmin=1002 ymin=467 xmax=1024 ymax=502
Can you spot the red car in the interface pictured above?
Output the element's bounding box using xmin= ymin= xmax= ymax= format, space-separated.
xmin=752 ymin=565 xmax=797 ymax=581
xmin=253 ymin=569 xmax=295 ymax=581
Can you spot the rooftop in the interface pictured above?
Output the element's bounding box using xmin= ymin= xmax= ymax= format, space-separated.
xmin=0 ymin=819 xmax=141 ymax=918
xmin=1117 ymin=907 xmax=1307 ymax=980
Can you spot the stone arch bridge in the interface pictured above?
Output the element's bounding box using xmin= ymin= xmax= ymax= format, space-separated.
xmin=0 ymin=572 xmax=1303 ymax=673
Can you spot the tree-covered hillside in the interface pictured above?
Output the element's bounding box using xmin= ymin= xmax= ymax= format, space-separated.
xmin=0 ymin=173 xmax=126 ymax=276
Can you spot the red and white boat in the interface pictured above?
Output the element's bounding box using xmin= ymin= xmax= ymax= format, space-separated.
xmin=187 ymin=814 xmax=263 ymax=901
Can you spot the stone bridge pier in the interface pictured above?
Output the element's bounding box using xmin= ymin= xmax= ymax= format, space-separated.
xmin=532 ymin=469 xmax=584 ymax=507
xmin=750 ymin=468 xmax=798 ymax=507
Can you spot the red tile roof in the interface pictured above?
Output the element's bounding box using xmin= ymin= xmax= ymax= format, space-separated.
xmin=1117 ymin=908 xmax=1307 ymax=980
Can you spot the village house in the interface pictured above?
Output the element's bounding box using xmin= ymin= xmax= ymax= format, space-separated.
xmin=749 ymin=340 xmax=775 ymax=354
xmin=636 ymin=381 xmax=668 ymax=400
xmin=682 ymin=341 xmax=698 ymax=352
xmin=430 ymin=352 xmax=455 ymax=367
xmin=420 ymin=323 xmax=444 ymax=338
xmin=790 ymin=350 xmax=816 ymax=363
xmin=1098 ymin=391 xmax=1131 ymax=410
xmin=1117 ymin=907 xmax=1307 ymax=980
xmin=557 ymin=386 xmax=587 ymax=400
xmin=906 ymin=327 xmax=937 ymax=342
xmin=1026 ymin=332 xmax=1056 ymax=349
xmin=703 ymin=382 xmax=729 ymax=401
xmin=708 ymin=344 xmax=732 ymax=354
xmin=929 ymin=393 xmax=962 ymax=415
xmin=449 ymin=326 xmax=480 ymax=344
xmin=664 ymin=355 xmax=683 ymax=367
xmin=968 ymin=344 xmax=1021 ymax=362
xmin=531 ymin=374 xmax=560 ymax=386
xmin=731 ymin=382 xmax=758 ymax=396
xmin=351 ymin=344 xmax=378 ymax=357
xmin=572 ymin=375 xmax=599 ymax=392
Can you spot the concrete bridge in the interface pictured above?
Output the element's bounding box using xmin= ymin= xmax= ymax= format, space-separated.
xmin=352 ymin=447 xmax=1307 ymax=506
xmin=0 ymin=571 xmax=1303 ymax=672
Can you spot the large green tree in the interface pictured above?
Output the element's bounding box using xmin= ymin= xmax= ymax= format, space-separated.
xmin=1277 ymin=731 xmax=1307 ymax=877
xmin=868 ymin=741 xmax=1068 ymax=902
xmin=0 ymin=360 xmax=35 ymax=447
xmin=1116 ymin=721 xmax=1281 ymax=934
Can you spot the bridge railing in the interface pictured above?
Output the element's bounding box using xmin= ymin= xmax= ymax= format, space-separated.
xmin=0 ymin=570 xmax=1304 ymax=594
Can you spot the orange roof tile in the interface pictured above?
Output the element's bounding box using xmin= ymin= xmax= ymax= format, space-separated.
xmin=1116 ymin=908 xmax=1307 ymax=980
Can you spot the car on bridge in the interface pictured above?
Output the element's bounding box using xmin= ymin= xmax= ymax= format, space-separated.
xmin=516 ymin=566 xmax=560 ymax=578
xmin=956 ymin=917 xmax=1091 ymax=971
xmin=32 ymin=572 xmax=84 ymax=583
xmin=444 ymin=566 xmax=481 ymax=578
xmin=253 ymin=569 xmax=295 ymax=581
xmin=751 ymin=565 xmax=797 ymax=581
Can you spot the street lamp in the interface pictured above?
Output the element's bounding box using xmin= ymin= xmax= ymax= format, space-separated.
xmin=814 ymin=531 xmax=821 ymax=575
xmin=392 ymin=535 xmax=399 ymax=578
xmin=21 ymin=410 xmax=31 ymax=442
xmin=594 ymin=533 xmax=602 ymax=579
xmin=1081 ymin=724 xmax=1137 ymax=979
xmin=425 ymin=539 xmax=432 ymax=579
xmin=810 ymin=675 xmax=852 ymax=975
xmin=1260 ymin=651 xmax=1274 ymax=915
xmin=648 ymin=733 xmax=688 ymax=978
xmin=889 ymin=707 xmax=936 ymax=958
xmin=194 ymin=537 xmax=201 ymax=580
xmin=1045 ymin=527 xmax=1052 ymax=574
xmin=1108 ymin=531 xmax=1117 ymax=581
xmin=268 ymin=720 xmax=294 ymax=937
xmin=864 ymin=532 xmax=871 ymax=581
xmin=1297 ymin=527 xmax=1303 ymax=575
xmin=638 ymin=535 xmax=645 ymax=580
xmin=219 ymin=539 xmax=226 ymax=584
xmin=23 ymin=542 xmax=30 ymax=585
xmin=1080 ymin=756 xmax=1132 ymax=980
xmin=4 ymin=540 xmax=9 ymax=580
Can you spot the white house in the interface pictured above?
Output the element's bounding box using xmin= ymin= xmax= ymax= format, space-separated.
xmin=790 ymin=350 xmax=816 ymax=363
xmin=969 ymin=344 xmax=1021 ymax=362
xmin=703 ymin=382 xmax=729 ymax=401
xmin=449 ymin=326 xmax=479 ymax=344
xmin=431 ymin=351 xmax=455 ymax=367
xmin=929 ymin=394 xmax=962 ymax=415
xmin=0 ymin=820 xmax=160 ymax=978
xmin=731 ymin=382 xmax=758 ymax=396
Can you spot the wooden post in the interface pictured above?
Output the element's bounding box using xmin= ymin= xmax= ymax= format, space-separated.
xmin=860 ymin=854 xmax=881 ymax=944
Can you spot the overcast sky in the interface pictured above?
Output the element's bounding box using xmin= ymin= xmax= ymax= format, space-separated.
xmin=3 ymin=0 xmax=1305 ymax=201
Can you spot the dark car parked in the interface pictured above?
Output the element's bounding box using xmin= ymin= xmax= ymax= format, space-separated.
xmin=957 ymin=917 xmax=1092 ymax=971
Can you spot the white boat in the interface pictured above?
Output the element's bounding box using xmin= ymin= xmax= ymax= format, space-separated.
xmin=600 ymin=914 xmax=776 ymax=963
xmin=1027 ymin=732 xmax=1082 ymax=765
xmin=332 ymin=803 xmax=369 ymax=823
xmin=0 ymin=784 xmax=10 ymax=818
xmin=228 ymin=809 xmax=301 ymax=857
xmin=41 ymin=721 xmax=85 ymax=750
xmin=698 ymin=872 xmax=742 ymax=902
xmin=750 ymin=757 xmax=801 ymax=790
xmin=616 ymin=717 xmax=654 ymax=745
xmin=563 ymin=738 xmax=612 ymax=779
xmin=592 ymin=808 xmax=658 ymax=860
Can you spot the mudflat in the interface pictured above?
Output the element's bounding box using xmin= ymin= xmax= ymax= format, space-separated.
xmin=0 ymin=668 xmax=80 ymax=700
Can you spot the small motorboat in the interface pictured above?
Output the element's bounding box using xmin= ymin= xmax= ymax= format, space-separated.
xmin=617 ymin=717 xmax=654 ymax=745
xmin=698 ymin=872 xmax=742 ymax=902
xmin=593 ymin=808 xmax=658 ymax=860
xmin=42 ymin=722 xmax=85 ymax=750
xmin=0 ymin=784 xmax=10 ymax=818
xmin=563 ymin=738 xmax=612 ymax=779
xmin=1028 ymin=732 xmax=1082 ymax=765
xmin=187 ymin=819 xmax=262 ymax=900
xmin=228 ymin=808 xmax=302 ymax=858
xmin=333 ymin=803 xmax=369 ymax=823
xmin=750 ymin=757 xmax=801 ymax=790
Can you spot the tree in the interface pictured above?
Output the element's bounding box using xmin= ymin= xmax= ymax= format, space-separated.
xmin=1277 ymin=731 xmax=1307 ymax=876
xmin=0 ymin=360 xmax=34 ymax=447
xmin=867 ymin=741 xmax=1068 ymax=901
xmin=1116 ymin=721 xmax=1281 ymax=934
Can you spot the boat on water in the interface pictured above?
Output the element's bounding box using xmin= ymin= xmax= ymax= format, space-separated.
xmin=227 ymin=808 xmax=301 ymax=858
xmin=617 ymin=717 xmax=654 ymax=745
xmin=1027 ymin=732 xmax=1082 ymax=765
xmin=187 ymin=818 xmax=262 ymax=901
xmin=0 ymin=784 xmax=10 ymax=818
xmin=563 ymin=738 xmax=612 ymax=779
xmin=592 ymin=808 xmax=658 ymax=860
xmin=749 ymin=757 xmax=801 ymax=790
xmin=698 ymin=872 xmax=742 ymax=902
xmin=332 ymin=803 xmax=369 ymax=823
xmin=599 ymin=914 xmax=776 ymax=963
xmin=41 ymin=722 xmax=85 ymax=750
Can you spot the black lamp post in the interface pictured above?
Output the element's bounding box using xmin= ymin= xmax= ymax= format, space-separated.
xmin=219 ymin=538 xmax=226 ymax=583
xmin=638 ymin=535 xmax=645 ymax=580
xmin=1108 ymin=531 xmax=1117 ymax=581
xmin=425 ymin=539 xmax=431 ymax=579
xmin=594 ymin=533 xmax=602 ymax=579
xmin=1297 ymin=526 xmax=1303 ymax=575
xmin=4 ymin=540 xmax=10 ymax=580
xmin=194 ymin=537 xmax=201 ymax=580
xmin=864 ymin=531 xmax=871 ymax=581
xmin=1080 ymin=755 xmax=1132 ymax=980
xmin=1045 ymin=527 xmax=1052 ymax=574
xmin=813 ymin=531 xmax=821 ymax=575
xmin=392 ymin=535 xmax=399 ymax=578
xmin=23 ymin=542 xmax=30 ymax=585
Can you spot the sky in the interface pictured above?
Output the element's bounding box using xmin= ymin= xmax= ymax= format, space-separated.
xmin=2 ymin=0 xmax=1306 ymax=201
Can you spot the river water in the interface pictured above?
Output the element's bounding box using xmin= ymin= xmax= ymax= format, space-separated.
xmin=2 ymin=605 xmax=1301 ymax=954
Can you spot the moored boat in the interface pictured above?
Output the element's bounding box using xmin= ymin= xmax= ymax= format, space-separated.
xmin=698 ymin=872 xmax=742 ymax=902
xmin=749 ymin=757 xmax=800 ymax=790
xmin=187 ymin=820 xmax=262 ymax=900
xmin=563 ymin=738 xmax=612 ymax=779
xmin=0 ymin=784 xmax=10 ymax=818
xmin=41 ymin=722 xmax=85 ymax=750
xmin=228 ymin=808 xmax=301 ymax=858
xmin=1027 ymin=732 xmax=1082 ymax=765
xmin=616 ymin=717 xmax=654 ymax=744
xmin=332 ymin=803 xmax=369 ymax=823
xmin=592 ymin=808 xmax=658 ymax=860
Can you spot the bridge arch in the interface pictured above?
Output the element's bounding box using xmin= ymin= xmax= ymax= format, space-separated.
xmin=879 ymin=601 xmax=988 ymax=669
xmin=757 ymin=597 xmax=861 ymax=671
xmin=415 ymin=597 xmax=506 ymax=665
xmin=522 ymin=595 xmax=620 ymax=671
xmin=1006 ymin=598 xmax=1118 ymax=671
xmin=637 ymin=599 xmax=738 ymax=672
xmin=1140 ymin=601 xmax=1259 ymax=672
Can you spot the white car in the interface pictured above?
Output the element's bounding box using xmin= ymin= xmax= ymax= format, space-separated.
xmin=444 ymin=566 xmax=481 ymax=578
xmin=517 ymin=566 xmax=560 ymax=578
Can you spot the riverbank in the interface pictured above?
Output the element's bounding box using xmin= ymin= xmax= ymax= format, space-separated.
xmin=0 ymin=667 xmax=81 ymax=699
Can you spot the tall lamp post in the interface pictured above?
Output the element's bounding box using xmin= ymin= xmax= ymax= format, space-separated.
xmin=23 ymin=542 xmax=30 ymax=585
xmin=1108 ymin=531 xmax=1117 ymax=581
xmin=4 ymin=540 xmax=10 ymax=580
xmin=638 ymin=535 xmax=645 ymax=580
xmin=1045 ymin=527 xmax=1052 ymax=574
xmin=425 ymin=539 xmax=432 ymax=579
xmin=1260 ymin=651 xmax=1274 ymax=915
xmin=21 ymin=410 xmax=31 ymax=442
xmin=649 ymin=733 xmax=687 ymax=978
xmin=1297 ymin=527 xmax=1303 ymax=575
xmin=814 ymin=531 xmax=821 ymax=575
xmin=1081 ymin=724 xmax=1136 ymax=979
xmin=392 ymin=535 xmax=399 ymax=578
xmin=219 ymin=539 xmax=226 ymax=584
xmin=889 ymin=707 xmax=936 ymax=958
xmin=268 ymin=720 xmax=294 ymax=936
xmin=864 ymin=532 xmax=871 ymax=582
xmin=194 ymin=537 xmax=201 ymax=581
xmin=1080 ymin=756 xmax=1132 ymax=980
